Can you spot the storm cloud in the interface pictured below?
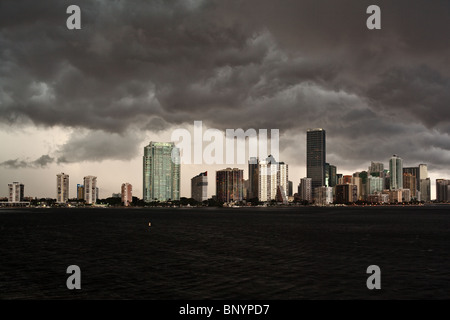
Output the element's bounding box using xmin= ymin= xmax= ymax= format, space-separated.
xmin=0 ymin=154 xmax=54 ymax=169
xmin=1 ymin=0 xmax=449 ymax=171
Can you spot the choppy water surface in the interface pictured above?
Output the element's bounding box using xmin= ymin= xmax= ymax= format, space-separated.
xmin=1 ymin=206 xmax=449 ymax=299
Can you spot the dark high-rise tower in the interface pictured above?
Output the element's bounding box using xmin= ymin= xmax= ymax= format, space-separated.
xmin=248 ymin=157 xmax=259 ymax=200
xmin=328 ymin=164 xmax=337 ymax=187
xmin=307 ymin=128 xmax=326 ymax=195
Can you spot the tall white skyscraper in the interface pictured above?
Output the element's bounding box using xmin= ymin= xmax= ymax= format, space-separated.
xmin=389 ymin=155 xmax=403 ymax=190
xmin=419 ymin=164 xmax=428 ymax=179
xmin=418 ymin=164 xmax=430 ymax=202
xmin=258 ymin=155 xmax=288 ymax=202
xmin=258 ymin=158 xmax=273 ymax=202
xmin=56 ymin=173 xmax=69 ymax=203
xmin=84 ymin=176 xmax=97 ymax=204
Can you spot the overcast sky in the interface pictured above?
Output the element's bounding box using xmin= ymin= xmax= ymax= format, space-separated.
xmin=1 ymin=0 xmax=449 ymax=199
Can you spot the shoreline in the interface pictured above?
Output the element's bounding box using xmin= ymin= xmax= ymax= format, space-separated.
xmin=1 ymin=203 xmax=450 ymax=210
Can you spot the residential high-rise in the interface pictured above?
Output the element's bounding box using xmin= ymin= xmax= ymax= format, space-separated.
xmin=403 ymin=166 xmax=421 ymax=198
xmin=83 ymin=176 xmax=97 ymax=205
xmin=77 ymin=184 xmax=84 ymax=200
xmin=258 ymin=155 xmax=288 ymax=202
xmin=351 ymin=176 xmax=362 ymax=201
xmin=401 ymin=189 xmax=411 ymax=202
xmin=403 ymin=173 xmax=417 ymax=199
xmin=339 ymin=175 xmax=353 ymax=184
xmin=356 ymin=171 xmax=368 ymax=200
xmin=314 ymin=186 xmax=333 ymax=206
xmin=369 ymin=162 xmax=384 ymax=174
xmin=258 ymin=158 xmax=271 ymax=202
xmin=389 ymin=189 xmax=403 ymax=203
xmin=216 ymin=168 xmax=243 ymax=203
xmin=248 ymin=157 xmax=259 ymax=200
xmin=420 ymin=178 xmax=431 ymax=202
xmin=389 ymin=155 xmax=403 ymax=190
xmin=278 ymin=161 xmax=288 ymax=199
xmin=436 ymin=179 xmax=450 ymax=202
xmin=417 ymin=164 xmax=429 ymax=199
xmin=8 ymin=182 xmax=24 ymax=203
xmin=307 ymin=129 xmax=326 ymax=197
xmin=56 ymin=173 xmax=69 ymax=203
xmin=191 ymin=172 xmax=208 ymax=202
xmin=243 ymin=179 xmax=249 ymax=200
xmin=367 ymin=176 xmax=384 ymax=195
xmin=121 ymin=183 xmax=132 ymax=207
xmin=335 ymin=184 xmax=357 ymax=204
xmin=419 ymin=164 xmax=428 ymax=180
xmin=299 ymin=177 xmax=312 ymax=203
xmin=143 ymin=142 xmax=180 ymax=202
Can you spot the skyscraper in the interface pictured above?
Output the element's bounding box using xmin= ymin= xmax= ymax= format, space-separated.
xmin=351 ymin=176 xmax=362 ymax=201
xmin=403 ymin=173 xmax=417 ymax=199
xmin=299 ymin=177 xmax=312 ymax=203
xmin=258 ymin=155 xmax=288 ymax=202
xmin=389 ymin=155 xmax=403 ymax=190
xmin=418 ymin=164 xmax=428 ymax=200
xmin=121 ymin=183 xmax=132 ymax=207
xmin=324 ymin=163 xmax=330 ymax=187
xmin=191 ymin=172 xmax=208 ymax=202
xmin=56 ymin=172 xmax=69 ymax=203
xmin=328 ymin=164 xmax=337 ymax=187
xmin=143 ymin=142 xmax=180 ymax=202
xmin=83 ymin=176 xmax=97 ymax=204
xmin=403 ymin=167 xmax=421 ymax=199
xmin=307 ymin=129 xmax=326 ymax=196
xmin=314 ymin=186 xmax=333 ymax=206
xmin=77 ymin=184 xmax=84 ymax=200
xmin=335 ymin=184 xmax=357 ymax=204
xmin=436 ymin=179 xmax=450 ymax=202
xmin=420 ymin=178 xmax=431 ymax=202
xmin=216 ymin=168 xmax=243 ymax=203
xmin=248 ymin=157 xmax=259 ymax=200
xmin=288 ymin=180 xmax=293 ymax=197
xmin=369 ymin=162 xmax=384 ymax=174
xmin=419 ymin=164 xmax=428 ymax=181
xmin=367 ymin=176 xmax=384 ymax=195
xmin=8 ymin=182 xmax=24 ymax=203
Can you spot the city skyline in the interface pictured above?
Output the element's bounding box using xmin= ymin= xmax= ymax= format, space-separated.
xmin=0 ymin=132 xmax=445 ymax=202
xmin=1 ymin=1 xmax=449 ymax=200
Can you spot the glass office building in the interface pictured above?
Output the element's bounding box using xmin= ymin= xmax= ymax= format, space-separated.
xmin=143 ymin=142 xmax=180 ymax=202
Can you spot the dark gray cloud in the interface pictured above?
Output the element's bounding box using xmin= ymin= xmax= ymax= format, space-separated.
xmin=55 ymin=129 xmax=142 ymax=163
xmin=0 ymin=154 xmax=54 ymax=169
xmin=0 ymin=0 xmax=449 ymax=170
